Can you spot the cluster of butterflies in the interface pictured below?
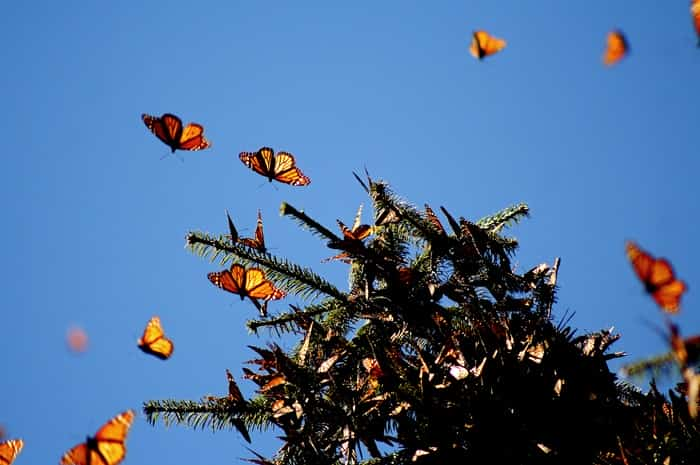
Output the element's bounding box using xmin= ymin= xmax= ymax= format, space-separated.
xmin=471 ymin=3 xmax=700 ymax=65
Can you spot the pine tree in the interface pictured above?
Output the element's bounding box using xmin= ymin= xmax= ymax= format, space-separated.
xmin=144 ymin=174 xmax=700 ymax=465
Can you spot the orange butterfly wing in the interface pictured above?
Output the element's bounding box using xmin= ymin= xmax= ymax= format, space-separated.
xmin=61 ymin=410 xmax=134 ymax=465
xmin=239 ymin=147 xmax=275 ymax=179
xmin=208 ymin=264 xmax=247 ymax=298
xmin=626 ymin=241 xmax=686 ymax=313
xmin=603 ymin=30 xmax=628 ymax=66
xmin=692 ymin=0 xmax=700 ymax=42
xmin=470 ymin=30 xmax=506 ymax=59
xmin=243 ymin=268 xmax=286 ymax=301
xmin=137 ymin=316 xmax=174 ymax=360
xmin=239 ymin=210 xmax=266 ymax=252
xmin=0 ymin=439 xmax=23 ymax=465
xmin=142 ymin=113 xmax=210 ymax=152
xmin=272 ymin=152 xmax=311 ymax=186
xmin=226 ymin=368 xmax=245 ymax=403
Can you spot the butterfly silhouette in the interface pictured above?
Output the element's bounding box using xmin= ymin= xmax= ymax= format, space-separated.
xmin=208 ymin=264 xmax=285 ymax=316
xmin=0 ymin=439 xmax=23 ymax=465
xmin=470 ymin=30 xmax=506 ymax=59
xmin=142 ymin=113 xmax=211 ymax=153
xmin=60 ymin=410 xmax=135 ymax=465
xmin=137 ymin=316 xmax=174 ymax=360
xmin=227 ymin=210 xmax=266 ymax=252
xmin=626 ymin=241 xmax=686 ymax=313
xmin=603 ymin=30 xmax=628 ymax=66
xmin=239 ymin=147 xmax=310 ymax=186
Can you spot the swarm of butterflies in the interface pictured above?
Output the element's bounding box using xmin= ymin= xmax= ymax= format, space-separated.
xmin=4 ymin=5 xmax=700 ymax=463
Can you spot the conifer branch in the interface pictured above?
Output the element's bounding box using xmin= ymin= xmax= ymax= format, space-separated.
xmin=476 ymin=202 xmax=529 ymax=232
xmin=280 ymin=202 xmax=340 ymax=242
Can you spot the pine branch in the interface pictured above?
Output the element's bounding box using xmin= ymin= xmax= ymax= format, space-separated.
xmin=620 ymin=351 xmax=677 ymax=380
xmin=476 ymin=202 xmax=529 ymax=232
xmin=280 ymin=202 xmax=340 ymax=243
xmin=187 ymin=232 xmax=347 ymax=302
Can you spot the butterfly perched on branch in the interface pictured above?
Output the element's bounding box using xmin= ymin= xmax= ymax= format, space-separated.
xmin=470 ymin=30 xmax=506 ymax=60
xmin=626 ymin=241 xmax=686 ymax=313
xmin=60 ymin=410 xmax=135 ymax=465
xmin=602 ymin=30 xmax=628 ymax=66
xmin=0 ymin=439 xmax=23 ymax=465
xmin=226 ymin=210 xmax=266 ymax=252
xmin=142 ymin=113 xmax=211 ymax=153
xmin=239 ymin=147 xmax=310 ymax=186
xmin=325 ymin=206 xmax=374 ymax=262
xmin=137 ymin=316 xmax=174 ymax=360
xmin=208 ymin=264 xmax=286 ymax=316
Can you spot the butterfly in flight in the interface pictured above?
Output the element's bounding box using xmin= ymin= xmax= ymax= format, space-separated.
xmin=227 ymin=210 xmax=266 ymax=252
xmin=602 ymin=30 xmax=629 ymax=66
xmin=208 ymin=264 xmax=285 ymax=316
xmin=137 ymin=316 xmax=174 ymax=360
xmin=0 ymin=439 xmax=23 ymax=465
xmin=239 ymin=147 xmax=311 ymax=186
xmin=692 ymin=0 xmax=700 ymax=45
xmin=470 ymin=30 xmax=506 ymax=60
xmin=60 ymin=410 xmax=135 ymax=465
xmin=626 ymin=241 xmax=687 ymax=313
xmin=142 ymin=113 xmax=211 ymax=153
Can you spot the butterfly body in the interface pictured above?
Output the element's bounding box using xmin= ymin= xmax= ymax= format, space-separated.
xmin=239 ymin=147 xmax=310 ymax=186
xmin=137 ymin=316 xmax=174 ymax=360
xmin=626 ymin=241 xmax=686 ymax=313
xmin=61 ymin=410 xmax=134 ymax=465
xmin=142 ymin=113 xmax=211 ymax=153
xmin=470 ymin=30 xmax=506 ymax=60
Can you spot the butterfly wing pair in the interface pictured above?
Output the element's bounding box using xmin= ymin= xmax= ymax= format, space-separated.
xmin=142 ymin=113 xmax=211 ymax=153
xmin=0 ymin=439 xmax=23 ymax=465
xmin=239 ymin=147 xmax=311 ymax=186
xmin=227 ymin=210 xmax=266 ymax=252
xmin=470 ymin=30 xmax=506 ymax=60
xmin=626 ymin=241 xmax=686 ymax=313
xmin=208 ymin=264 xmax=285 ymax=316
xmin=61 ymin=410 xmax=134 ymax=465
xmin=603 ymin=30 xmax=629 ymax=66
xmin=137 ymin=316 xmax=174 ymax=360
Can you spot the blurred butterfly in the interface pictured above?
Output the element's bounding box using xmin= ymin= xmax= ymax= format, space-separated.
xmin=142 ymin=113 xmax=211 ymax=153
xmin=226 ymin=210 xmax=266 ymax=252
xmin=692 ymin=0 xmax=700 ymax=45
xmin=66 ymin=325 xmax=89 ymax=353
xmin=137 ymin=316 xmax=174 ymax=360
xmin=60 ymin=410 xmax=134 ymax=465
xmin=0 ymin=439 xmax=23 ymax=465
xmin=626 ymin=241 xmax=686 ymax=313
xmin=603 ymin=30 xmax=628 ymax=66
xmin=226 ymin=368 xmax=245 ymax=404
xmin=208 ymin=264 xmax=285 ymax=316
xmin=239 ymin=147 xmax=311 ymax=186
xmin=470 ymin=30 xmax=506 ymax=60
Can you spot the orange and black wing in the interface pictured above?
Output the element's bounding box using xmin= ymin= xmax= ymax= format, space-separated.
xmin=603 ymin=30 xmax=628 ymax=66
xmin=0 ymin=439 xmax=23 ymax=465
xmin=226 ymin=368 xmax=245 ymax=403
xmin=208 ymin=264 xmax=247 ymax=299
xmin=142 ymin=113 xmax=210 ymax=152
xmin=239 ymin=147 xmax=276 ymax=180
xmin=243 ymin=268 xmax=286 ymax=301
xmin=239 ymin=210 xmax=266 ymax=252
xmin=137 ymin=316 xmax=174 ymax=360
xmin=626 ymin=241 xmax=686 ymax=313
xmin=61 ymin=410 xmax=134 ymax=465
xmin=271 ymin=151 xmax=311 ymax=186
xmin=470 ymin=30 xmax=506 ymax=60
xmin=692 ymin=0 xmax=700 ymax=44
xmin=338 ymin=221 xmax=372 ymax=241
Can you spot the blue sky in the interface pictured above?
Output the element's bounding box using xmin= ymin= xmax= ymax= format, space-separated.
xmin=1 ymin=1 xmax=698 ymax=464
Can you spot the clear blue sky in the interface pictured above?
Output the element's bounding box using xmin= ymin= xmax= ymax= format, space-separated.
xmin=1 ymin=1 xmax=698 ymax=464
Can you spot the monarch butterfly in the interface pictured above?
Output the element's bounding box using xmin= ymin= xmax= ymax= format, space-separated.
xmin=226 ymin=210 xmax=266 ymax=252
xmin=208 ymin=264 xmax=285 ymax=316
xmin=137 ymin=316 xmax=174 ymax=360
xmin=692 ymin=0 xmax=700 ymax=45
xmin=424 ymin=205 xmax=446 ymax=235
xmin=0 ymin=439 xmax=23 ymax=465
xmin=142 ymin=113 xmax=211 ymax=153
xmin=626 ymin=241 xmax=687 ymax=313
xmin=325 ymin=209 xmax=374 ymax=262
xmin=239 ymin=147 xmax=311 ymax=186
xmin=60 ymin=410 xmax=135 ymax=465
xmin=470 ymin=30 xmax=506 ymax=60
xmin=603 ymin=30 xmax=629 ymax=66
xmin=226 ymin=368 xmax=245 ymax=404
